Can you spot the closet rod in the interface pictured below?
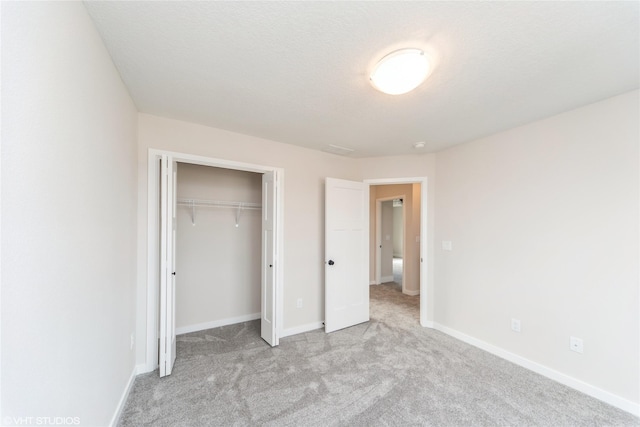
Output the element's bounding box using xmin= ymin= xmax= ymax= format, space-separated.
xmin=176 ymin=198 xmax=261 ymax=210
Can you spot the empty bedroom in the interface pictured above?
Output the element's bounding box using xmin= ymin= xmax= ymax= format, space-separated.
xmin=1 ymin=1 xmax=638 ymax=426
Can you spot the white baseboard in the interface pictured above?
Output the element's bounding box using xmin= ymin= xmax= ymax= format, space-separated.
xmin=109 ymin=366 xmax=136 ymax=427
xmin=422 ymin=320 xmax=435 ymax=328
xmin=432 ymin=323 xmax=640 ymax=416
xmin=403 ymin=289 xmax=419 ymax=296
xmin=380 ymin=275 xmax=393 ymax=283
xmin=370 ymin=280 xmax=377 ymax=285
xmin=176 ymin=313 xmax=261 ymax=335
xmin=281 ymin=322 xmax=324 ymax=338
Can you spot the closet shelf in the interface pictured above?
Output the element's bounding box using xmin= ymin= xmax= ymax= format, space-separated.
xmin=177 ymin=199 xmax=261 ymax=210
xmin=177 ymin=198 xmax=261 ymax=227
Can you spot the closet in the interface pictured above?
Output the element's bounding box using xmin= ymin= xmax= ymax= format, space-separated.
xmin=174 ymin=163 xmax=262 ymax=335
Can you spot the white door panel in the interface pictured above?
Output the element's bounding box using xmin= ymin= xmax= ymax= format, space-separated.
xmin=325 ymin=178 xmax=369 ymax=333
xmin=159 ymin=156 xmax=177 ymax=377
xmin=261 ymin=171 xmax=278 ymax=346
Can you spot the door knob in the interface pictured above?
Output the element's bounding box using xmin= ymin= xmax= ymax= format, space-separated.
xmin=328 ymin=260 xmax=335 ymax=266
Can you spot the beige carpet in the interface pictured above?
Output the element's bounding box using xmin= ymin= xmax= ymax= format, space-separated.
xmin=118 ymin=284 xmax=639 ymax=426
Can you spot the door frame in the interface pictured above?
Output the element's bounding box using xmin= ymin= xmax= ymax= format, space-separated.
xmin=145 ymin=149 xmax=285 ymax=371
xmin=364 ymin=177 xmax=429 ymax=327
xmin=375 ymin=195 xmax=407 ymax=293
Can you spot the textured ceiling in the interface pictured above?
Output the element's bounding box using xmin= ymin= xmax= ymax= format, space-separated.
xmin=84 ymin=1 xmax=639 ymax=157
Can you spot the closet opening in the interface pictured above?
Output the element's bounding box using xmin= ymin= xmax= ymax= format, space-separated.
xmin=145 ymin=150 xmax=283 ymax=377
xmin=175 ymin=164 xmax=263 ymax=336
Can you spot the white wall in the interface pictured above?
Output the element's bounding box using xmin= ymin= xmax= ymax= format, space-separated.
xmin=434 ymin=91 xmax=639 ymax=406
xmin=136 ymin=113 xmax=361 ymax=365
xmin=1 ymin=2 xmax=138 ymax=426
xmin=175 ymin=164 xmax=261 ymax=331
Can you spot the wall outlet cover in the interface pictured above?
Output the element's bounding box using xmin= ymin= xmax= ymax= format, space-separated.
xmin=570 ymin=336 xmax=584 ymax=353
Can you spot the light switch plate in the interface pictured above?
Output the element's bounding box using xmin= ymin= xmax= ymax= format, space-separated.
xmin=511 ymin=318 xmax=521 ymax=333
xmin=442 ymin=241 xmax=453 ymax=251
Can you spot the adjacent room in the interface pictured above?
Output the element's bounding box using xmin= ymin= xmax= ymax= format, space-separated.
xmin=2 ymin=1 xmax=638 ymax=426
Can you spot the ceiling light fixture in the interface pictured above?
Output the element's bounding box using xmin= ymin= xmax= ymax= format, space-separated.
xmin=370 ymin=48 xmax=431 ymax=95
xmin=413 ymin=141 xmax=426 ymax=149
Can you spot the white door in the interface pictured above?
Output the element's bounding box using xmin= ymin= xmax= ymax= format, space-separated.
xmin=325 ymin=178 xmax=369 ymax=333
xmin=159 ymin=156 xmax=177 ymax=377
xmin=261 ymin=171 xmax=278 ymax=346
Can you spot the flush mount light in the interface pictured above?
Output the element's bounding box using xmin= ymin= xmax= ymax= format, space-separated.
xmin=370 ymin=48 xmax=431 ymax=95
xmin=413 ymin=141 xmax=426 ymax=149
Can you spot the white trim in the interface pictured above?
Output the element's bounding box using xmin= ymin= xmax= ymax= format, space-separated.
xmin=145 ymin=154 xmax=160 ymax=376
xmin=281 ymin=322 xmax=324 ymax=338
xmin=109 ymin=367 xmax=137 ymax=427
xmin=380 ymin=275 xmax=394 ymax=283
xmin=403 ymin=289 xmax=419 ymax=296
xmin=145 ymin=149 xmax=285 ymax=371
xmin=364 ymin=177 xmax=429 ymax=327
xmin=433 ymin=323 xmax=640 ymax=416
xmin=0 ymin=1 xmax=3 ymax=412
xmin=176 ymin=313 xmax=261 ymax=335
xmin=376 ymin=200 xmax=381 ymax=284
xmin=275 ymin=171 xmax=285 ymax=345
xmin=370 ymin=280 xmax=377 ymax=285
xmin=137 ymin=362 xmax=156 ymax=375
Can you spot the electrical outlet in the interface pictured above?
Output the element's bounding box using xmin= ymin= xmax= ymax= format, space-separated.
xmin=296 ymin=298 xmax=303 ymax=309
xmin=511 ymin=318 xmax=521 ymax=333
xmin=130 ymin=333 xmax=135 ymax=350
xmin=570 ymin=336 xmax=583 ymax=353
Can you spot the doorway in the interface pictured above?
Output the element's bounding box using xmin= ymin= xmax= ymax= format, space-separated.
xmin=145 ymin=150 xmax=284 ymax=375
xmin=375 ymin=196 xmax=407 ymax=293
xmin=365 ymin=177 xmax=428 ymax=327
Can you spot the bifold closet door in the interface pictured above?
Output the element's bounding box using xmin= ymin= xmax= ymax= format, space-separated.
xmin=159 ymin=155 xmax=177 ymax=377
xmin=261 ymin=171 xmax=278 ymax=346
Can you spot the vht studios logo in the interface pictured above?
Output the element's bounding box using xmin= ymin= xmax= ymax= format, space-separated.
xmin=3 ymin=416 xmax=81 ymax=426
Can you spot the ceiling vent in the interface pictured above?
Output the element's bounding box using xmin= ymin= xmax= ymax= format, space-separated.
xmin=322 ymin=144 xmax=355 ymax=156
